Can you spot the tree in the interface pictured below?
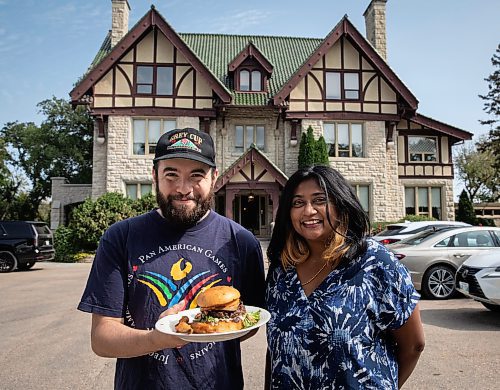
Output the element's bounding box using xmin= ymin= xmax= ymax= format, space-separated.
xmin=454 ymin=143 xmax=498 ymax=202
xmin=456 ymin=190 xmax=477 ymax=225
xmin=1 ymin=97 xmax=93 ymax=220
xmin=298 ymin=126 xmax=316 ymax=168
xmin=478 ymin=44 xmax=500 ymax=178
xmin=315 ymin=136 xmax=330 ymax=165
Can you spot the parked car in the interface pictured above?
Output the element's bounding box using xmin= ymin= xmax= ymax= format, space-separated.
xmin=0 ymin=221 xmax=55 ymax=273
xmin=387 ymin=226 xmax=500 ymax=300
xmin=455 ymin=249 xmax=500 ymax=312
xmin=373 ymin=221 xmax=471 ymax=245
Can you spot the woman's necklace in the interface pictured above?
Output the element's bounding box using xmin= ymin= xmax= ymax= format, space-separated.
xmin=301 ymin=261 xmax=328 ymax=286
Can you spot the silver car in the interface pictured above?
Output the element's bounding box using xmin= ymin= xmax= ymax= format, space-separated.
xmin=388 ymin=226 xmax=500 ymax=300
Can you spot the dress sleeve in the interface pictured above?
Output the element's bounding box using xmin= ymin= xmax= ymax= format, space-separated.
xmin=77 ymin=221 xmax=129 ymax=318
xmin=369 ymin=243 xmax=420 ymax=331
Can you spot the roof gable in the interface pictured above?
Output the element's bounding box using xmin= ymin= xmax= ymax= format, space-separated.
xmin=273 ymin=17 xmax=418 ymax=111
xmin=215 ymin=146 xmax=287 ymax=192
xmin=70 ymin=7 xmax=231 ymax=104
xmin=410 ymin=114 xmax=473 ymax=142
xmin=228 ymin=42 xmax=274 ymax=74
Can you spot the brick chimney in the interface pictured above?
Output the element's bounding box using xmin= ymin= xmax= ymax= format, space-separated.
xmin=363 ymin=0 xmax=387 ymax=60
xmin=111 ymin=0 xmax=130 ymax=47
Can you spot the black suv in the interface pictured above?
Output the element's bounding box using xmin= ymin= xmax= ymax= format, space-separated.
xmin=0 ymin=221 xmax=55 ymax=273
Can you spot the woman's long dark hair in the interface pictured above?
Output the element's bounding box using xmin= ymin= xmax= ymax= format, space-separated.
xmin=267 ymin=165 xmax=370 ymax=270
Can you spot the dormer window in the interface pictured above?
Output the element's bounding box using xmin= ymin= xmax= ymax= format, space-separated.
xmin=136 ymin=65 xmax=173 ymax=95
xmin=239 ymin=69 xmax=262 ymax=91
xmin=229 ymin=42 xmax=273 ymax=93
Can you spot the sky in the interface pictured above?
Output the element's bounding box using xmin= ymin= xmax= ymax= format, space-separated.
xmin=0 ymin=0 xmax=499 ymax=195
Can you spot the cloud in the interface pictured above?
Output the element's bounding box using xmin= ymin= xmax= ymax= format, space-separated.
xmin=207 ymin=9 xmax=271 ymax=34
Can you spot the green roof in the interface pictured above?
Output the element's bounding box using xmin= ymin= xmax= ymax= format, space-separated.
xmin=179 ymin=33 xmax=322 ymax=105
xmin=87 ymin=28 xmax=322 ymax=106
xmin=90 ymin=31 xmax=112 ymax=70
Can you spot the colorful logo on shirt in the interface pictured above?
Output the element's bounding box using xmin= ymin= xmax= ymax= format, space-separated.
xmin=137 ymin=257 xmax=221 ymax=309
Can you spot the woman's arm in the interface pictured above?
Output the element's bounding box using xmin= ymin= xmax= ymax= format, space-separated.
xmin=389 ymin=303 xmax=425 ymax=388
xmin=90 ymin=304 xmax=188 ymax=358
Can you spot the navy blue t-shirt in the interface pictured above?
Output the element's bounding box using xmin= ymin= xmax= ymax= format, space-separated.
xmin=78 ymin=209 xmax=266 ymax=390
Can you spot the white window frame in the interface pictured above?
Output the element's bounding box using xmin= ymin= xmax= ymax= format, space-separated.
xmin=352 ymin=183 xmax=370 ymax=215
xmin=408 ymin=136 xmax=438 ymax=162
xmin=405 ymin=186 xmax=442 ymax=219
xmin=136 ymin=65 xmax=174 ymax=95
xmin=325 ymin=71 xmax=360 ymax=100
xmin=125 ymin=182 xmax=153 ymax=200
xmin=132 ymin=118 xmax=176 ymax=156
xmin=235 ymin=125 xmax=265 ymax=152
xmin=323 ymin=122 xmax=364 ymax=158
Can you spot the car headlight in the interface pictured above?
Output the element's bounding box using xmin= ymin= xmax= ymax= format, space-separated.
xmin=483 ymin=268 xmax=500 ymax=278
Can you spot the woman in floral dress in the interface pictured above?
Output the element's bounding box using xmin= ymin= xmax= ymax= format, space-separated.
xmin=266 ymin=165 xmax=425 ymax=389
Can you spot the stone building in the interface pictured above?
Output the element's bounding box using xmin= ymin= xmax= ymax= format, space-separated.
xmin=51 ymin=0 xmax=472 ymax=237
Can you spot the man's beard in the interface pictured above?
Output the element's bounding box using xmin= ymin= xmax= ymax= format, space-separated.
xmin=156 ymin=185 xmax=214 ymax=229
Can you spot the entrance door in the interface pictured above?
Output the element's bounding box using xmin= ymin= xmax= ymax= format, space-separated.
xmin=233 ymin=194 xmax=267 ymax=236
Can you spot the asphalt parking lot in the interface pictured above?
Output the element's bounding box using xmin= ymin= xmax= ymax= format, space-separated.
xmin=1 ymin=261 xmax=499 ymax=390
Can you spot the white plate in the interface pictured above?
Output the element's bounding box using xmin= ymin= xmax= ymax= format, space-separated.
xmin=155 ymin=305 xmax=270 ymax=342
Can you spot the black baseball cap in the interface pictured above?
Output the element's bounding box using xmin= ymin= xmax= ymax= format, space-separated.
xmin=153 ymin=128 xmax=216 ymax=167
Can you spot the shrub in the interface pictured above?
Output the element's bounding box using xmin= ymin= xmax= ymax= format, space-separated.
xmin=69 ymin=192 xmax=136 ymax=250
xmin=456 ymin=190 xmax=478 ymax=225
xmin=132 ymin=192 xmax=157 ymax=214
xmin=54 ymin=225 xmax=78 ymax=263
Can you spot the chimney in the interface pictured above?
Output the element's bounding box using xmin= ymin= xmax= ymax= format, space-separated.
xmin=111 ymin=0 xmax=130 ymax=47
xmin=363 ymin=0 xmax=387 ymax=60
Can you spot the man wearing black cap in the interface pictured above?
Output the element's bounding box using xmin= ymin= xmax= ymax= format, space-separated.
xmin=78 ymin=128 xmax=266 ymax=389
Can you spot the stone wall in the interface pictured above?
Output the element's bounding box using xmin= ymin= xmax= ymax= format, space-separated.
xmin=50 ymin=177 xmax=92 ymax=229
xmin=216 ymin=108 xmax=282 ymax=173
xmin=400 ymin=178 xmax=456 ymax=221
xmin=97 ymin=116 xmax=201 ymax=196
xmin=301 ymin=120 xmax=402 ymax=222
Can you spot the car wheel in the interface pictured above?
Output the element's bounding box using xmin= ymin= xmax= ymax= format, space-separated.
xmin=17 ymin=261 xmax=36 ymax=271
xmin=481 ymin=302 xmax=500 ymax=312
xmin=422 ymin=265 xmax=456 ymax=300
xmin=0 ymin=251 xmax=17 ymax=273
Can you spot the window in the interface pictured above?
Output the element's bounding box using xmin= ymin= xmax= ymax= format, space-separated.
xmin=126 ymin=183 xmax=153 ymax=200
xmin=447 ymin=231 xmax=495 ymax=248
xmin=405 ymin=186 xmax=442 ymax=219
xmin=325 ymin=72 xmax=359 ymax=100
xmin=408 ymin=136 xmax=437 ymax=162
xmin=344 ymin=73 xmax=359 ymax=99
xmin=235 ymin=125 xmax=265 ymax=151
xmin=239 ymin=69 xmax=262 ymax=91
xmin=324 ymin=122 xmax=363 ymax=157
xmin=133 ymin=118 xmax=176 ymax=155
xmin=251 ymin=71 xmax=262 ymax=91
xmin=352 ymin=184 xmax=370 ymax=214
xmin=240 ymin=70 xmax=250 ymax=91
xmin=136 ymin=66 xmax=173 ymax=95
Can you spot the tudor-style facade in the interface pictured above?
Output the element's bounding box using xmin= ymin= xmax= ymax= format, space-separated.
xmin=50 ymin=0 xmax=472 ymax=236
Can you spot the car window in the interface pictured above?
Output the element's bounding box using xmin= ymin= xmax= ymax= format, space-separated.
xmin=399 ymin=230 xmax=437 ymax=245
xmin=493 ymin=230 xmax=500 ymax=244
xmin=376 ymin=226 xmax=407 ymax=236
xmin=450 ymin=231 xmax=495 ymax=247
xmin=435 ymin=236 xmax=452 ymax=247
xmin=1 ymin=222 xmax=31 ymax=236
xmin=32 ymin=223 xmax=51 ymax=235
xmin=473 ymin=232 xmax=495 ymax=247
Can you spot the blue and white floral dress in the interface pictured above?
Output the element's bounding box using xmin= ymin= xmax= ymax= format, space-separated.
xmin=266 ymin=239 xmax=419 ymax=390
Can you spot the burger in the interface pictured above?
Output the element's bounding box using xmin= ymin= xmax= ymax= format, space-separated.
xmin=174 ymin=286 xmax=260 ymax=334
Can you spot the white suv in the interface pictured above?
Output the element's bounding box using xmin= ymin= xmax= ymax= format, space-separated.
xmin=456 ymin=249 xmax=500 ymax=312
xmin=373 ymin=221 xmax=471 ymax=245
